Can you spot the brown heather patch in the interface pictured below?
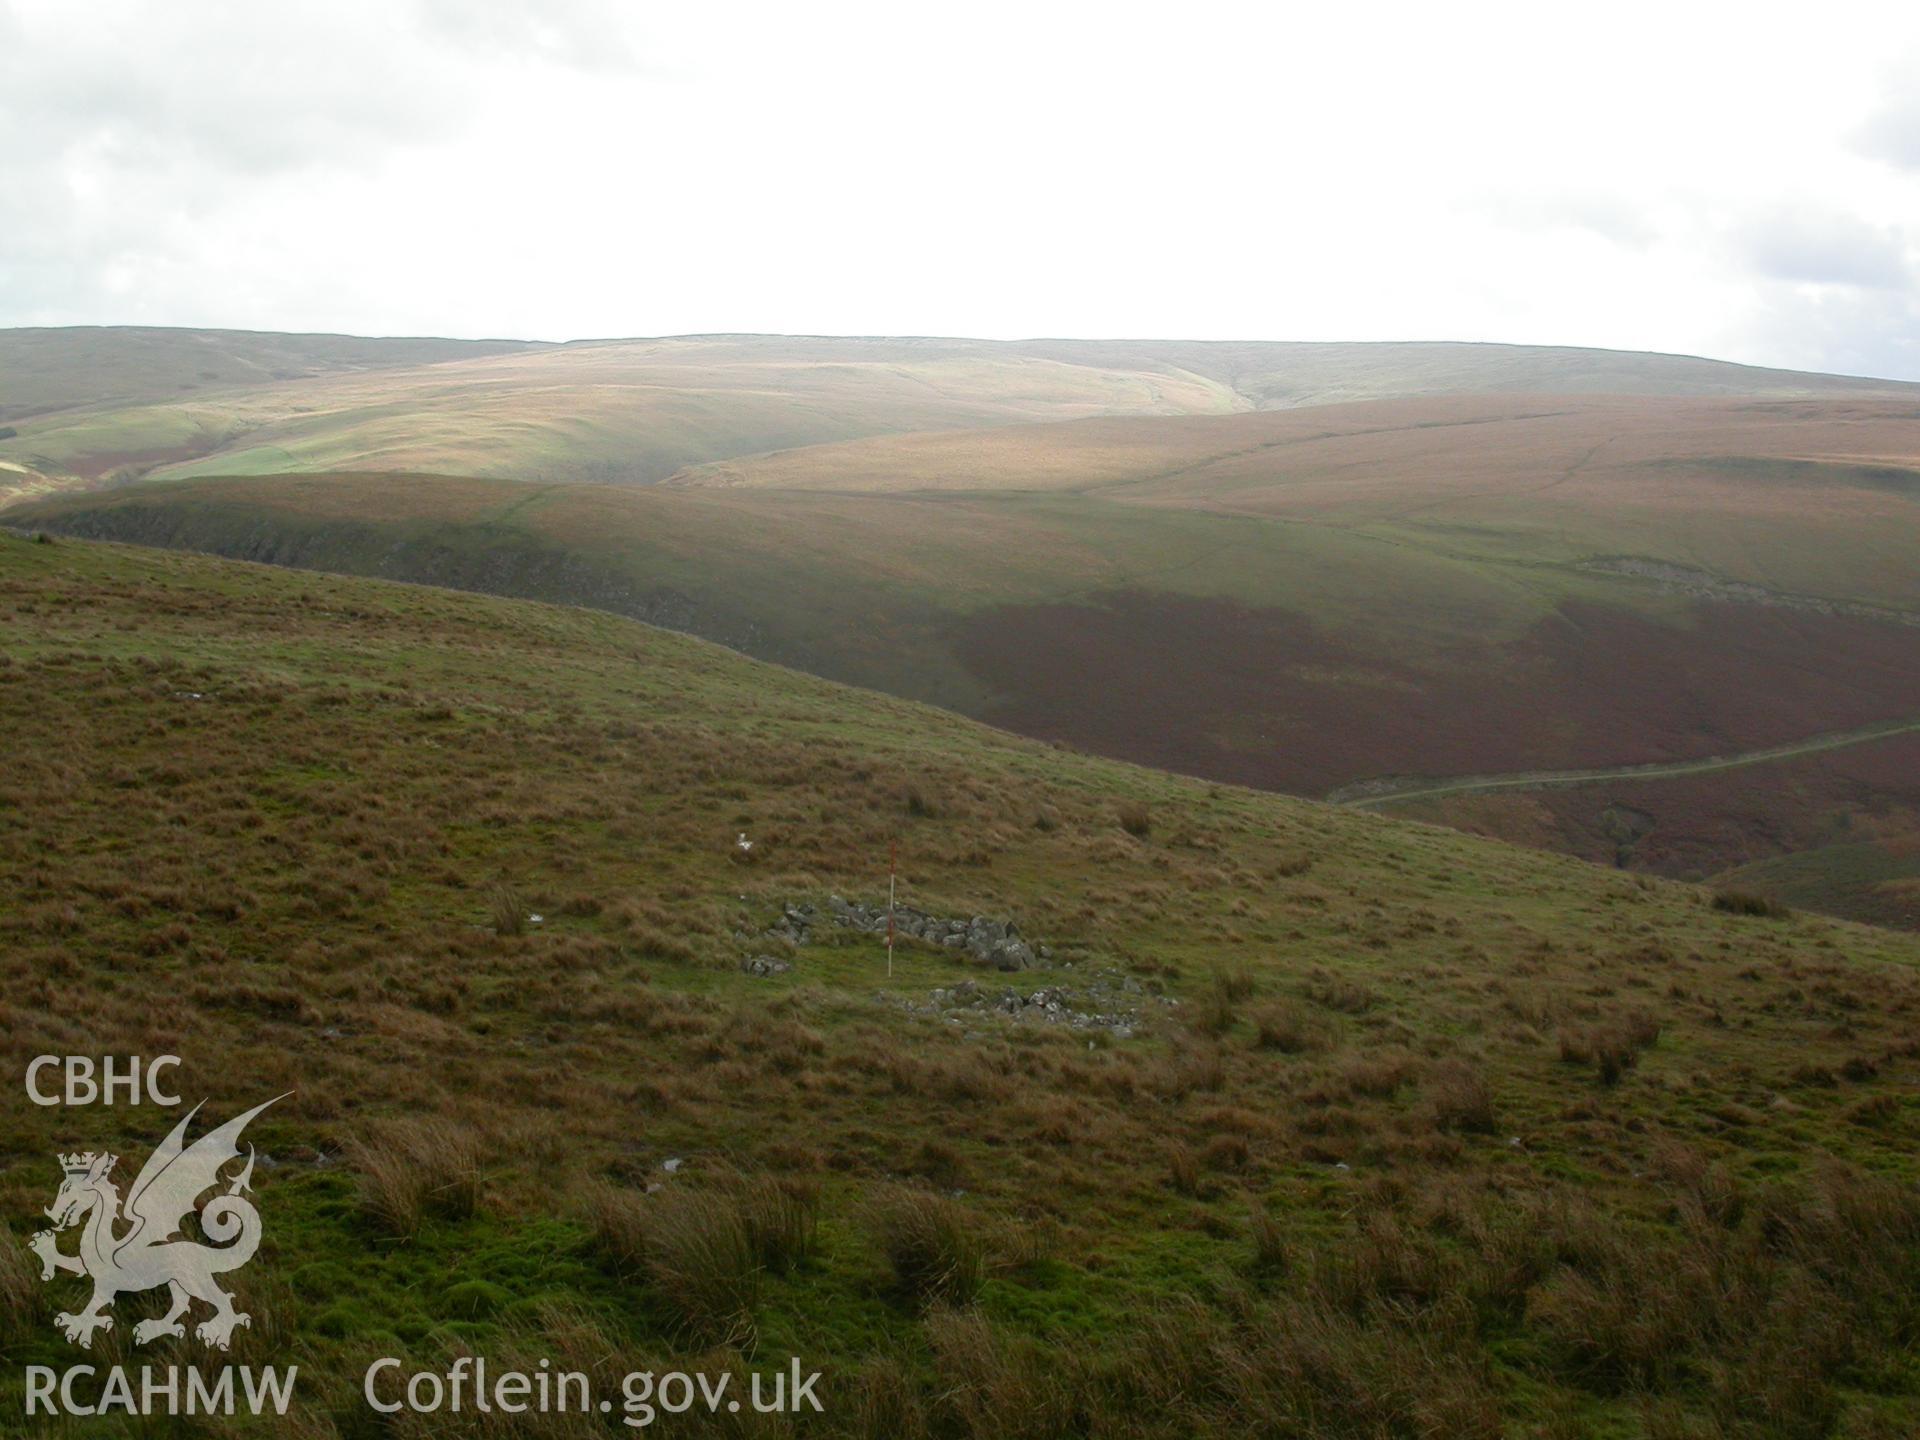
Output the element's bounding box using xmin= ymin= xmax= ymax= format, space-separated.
xmin=955 ymin=589 xmax=1920 ymax=803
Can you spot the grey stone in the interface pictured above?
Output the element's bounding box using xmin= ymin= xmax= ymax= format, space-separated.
xmin=759 ymin=896 xmax=1044 ymax=972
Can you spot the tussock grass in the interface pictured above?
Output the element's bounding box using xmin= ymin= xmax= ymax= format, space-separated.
xmin=385 ymin=1306 xmax=641 ymax=1439
xmin=924 ymin=1307 xmax=1076 ymax=1438
xmin=0 ymin=1233 xmax=39 ymax=1341
xmin=1167 ymin=1141 xmax=1203 ymax=1197
xmin=1340 ymin=1048 xmax=1414 ymax=1097
xmin=1428 ymin=1059 xmax=1497 ymax=1134
xmin=1191 ymin=961 xmax=1256 ymax=1034
xmin=870 ymin=1187 xmax=987 ymax=1308
xmin=1559 ymin=1009 xmax=1662 ymax=1085
xmin=1249 ymin=1204 xmax=1289 ymax=1277
xmin=487 ymin=881 xmax=525 ymax=937
xmin=642 ymin=1186 xmax=762 ymax=1347
xmin=913 ymin=1138 xmax=967 ymax=1187
xmin=583 ymin=1169 xmax=814 ymax=1342
xmin=1712 ymin=888 xmax=1793 ymax=919
xmin=733 ymin=1169 xmax=820 ymax=1275
xmin=1306 ymin=971 xmax=1375 ymax=1014
xmin=1251 ymin=998 xmax=1321 ymax=1053
xmin=1119 ymin=1295 xmax=1503 ymax=1438
xmin=581 ymin=1182 xmax=651 ymax=1278
xmin=349 ymin=1119 xmax=484 ymax=1238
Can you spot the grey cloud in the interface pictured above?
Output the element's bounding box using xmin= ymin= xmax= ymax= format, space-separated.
xmin=1736 ymin=283 xmax=1920 ymax=382
xmin=1857 ymin=102 xmax=1920 ymax=169
xmin=0 ymin=1 xmax=521 ymax=326
xmin=1736 ymin=210 xmax=1911 ymax=291
xmin=0 ymin=5 xmax=463 ymax=183
xmin=1854 ymin=56 xmax=1920 ymax=171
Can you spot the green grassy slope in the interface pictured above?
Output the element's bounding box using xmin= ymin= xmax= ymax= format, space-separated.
xmin=6 ymin=531 xmax=1920 ymax=1437
xmin=1717 ymin=841 xmax=1920 ymax=929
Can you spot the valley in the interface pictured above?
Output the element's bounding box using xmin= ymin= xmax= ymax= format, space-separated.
xmin=10 ymin=338 xmax=1917 ymax=928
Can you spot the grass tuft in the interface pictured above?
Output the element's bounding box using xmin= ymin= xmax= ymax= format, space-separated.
xmin=488 ymin=882 xmax=525 ymax=936
xmin=870 ymin=1187 xmax=987 ymax=1307
xmin=734 ymin=1170 xmax=820 ymax=1274
xmin=349 ymin=1119 xmax=483 ymax=1238
xmin=644 ymin=1185 xmax=762 ymax=1347
xmin=1712 ymin=888 xmax=1792 ymax=919
xmin=1429 ymin=1059 xmax=1497 ymax=1134
xmin=1559 ymin=1010 xmax=1662 ymax=1085
xmin=1251 ymin=998 xmax=1320 ymax=1052
xmin=0 ymin=1234 xmax=39 ymax=1341
xmin=1249 ymin=1203 xmax=1289 ymax=1277
xmin=581 ymin=1182 xmax=651 ymax=1278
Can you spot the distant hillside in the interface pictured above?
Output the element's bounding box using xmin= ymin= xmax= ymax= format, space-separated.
xmin=0 ymin=334 xmax=1241 ymax=499
xmin=0 ymin=325 xmax=543 ymax=422
xmin=7 ymin=529 xmax=1920 ymax=1435
xmin=4 ymin=329 xmax=1915 ymax=501
xmin=1023 ymin=337 xmax=1920 ymax=409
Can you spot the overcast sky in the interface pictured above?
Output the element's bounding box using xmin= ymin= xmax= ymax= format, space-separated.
xmin=4 ymin=1 xmax=1919 ymax=378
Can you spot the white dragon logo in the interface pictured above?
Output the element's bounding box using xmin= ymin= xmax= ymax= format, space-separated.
xmin=26 ymin=1096 xmax=286 ymax=1350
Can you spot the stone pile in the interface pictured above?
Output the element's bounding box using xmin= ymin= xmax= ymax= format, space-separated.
xmin=765 ymin=896 xmax=1048 ymax=972
xmin=894 ymin=973 xmax=1173 ymax=1038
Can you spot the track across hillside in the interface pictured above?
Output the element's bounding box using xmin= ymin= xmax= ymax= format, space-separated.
xmin=1327 ymin=717 xmax=1920 ymax=808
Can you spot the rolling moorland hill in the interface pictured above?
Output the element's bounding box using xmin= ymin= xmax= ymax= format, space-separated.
xmin=7 ymin=530 xmax=1920 ymax=1436
xmin=17 ymin=388 xmax=1920 ymax=927
xmin=0 ymin=326 xmax=543 ymax=424
xmin=1015 ymin=338 xmax=1920 ymax=409
xmin=0 ymin=335 xmax=1238 ymax=503
xmin=6 ymin=329 xmax=1918 ymax=504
